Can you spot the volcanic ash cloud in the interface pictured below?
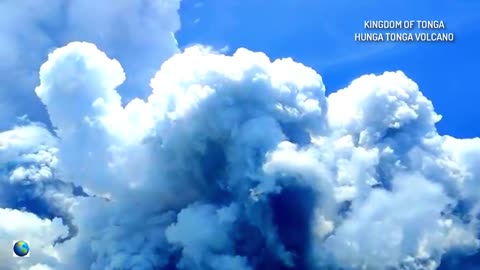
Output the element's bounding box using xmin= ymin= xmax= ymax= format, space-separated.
xmin=1 ymin=42 xmax=479 ymax=270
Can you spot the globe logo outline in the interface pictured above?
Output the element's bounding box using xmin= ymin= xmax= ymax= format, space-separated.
xmin=12 ymin=240 xmax=30 ymax=257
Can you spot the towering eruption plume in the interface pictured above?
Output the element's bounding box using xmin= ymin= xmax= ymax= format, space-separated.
xmin=1 ymin=41 xmax=478 ymax=270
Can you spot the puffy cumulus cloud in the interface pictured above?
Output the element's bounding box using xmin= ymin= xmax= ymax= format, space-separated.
xmin=165 ymin=203 xmax=252 ymax=270
xmin=322 ymin=174 xmax=477 ymax=270
xmin=440 ymin=137 xmax=480 ymax=201
xmin=2 ymin=41 xmax=480 ymax=270
xmin=0 ymin=0 xmax=181 ymax=130
xmin=0 ymin=208 xmax=68 ymax=270
xmin=31 ymin=42 xmax=327 ymax=269
xmin=34 ymin=42 xmax=153 ymax=195
xmin=327 ymin=71 xmax=442 ymax=146
xmin=0 ymin=124 xmax=90 ymax=268
xmin=0 ymin=124 xmax=57 ymax=167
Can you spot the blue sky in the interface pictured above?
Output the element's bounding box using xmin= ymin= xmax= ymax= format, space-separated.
xmin=177 ymin=0 xmax=480 ymax=138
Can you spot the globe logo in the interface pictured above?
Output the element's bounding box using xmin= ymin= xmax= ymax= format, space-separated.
xmin=13 ymin=240 xmax=30 ymax=257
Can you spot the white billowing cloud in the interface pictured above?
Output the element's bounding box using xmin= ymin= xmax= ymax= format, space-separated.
xmin=0 ymin=0 xmax=181 ymax=129
xmin=0 ymin=124 xmax=87 ymax=269
xmin=34 ymin=42 xmax=153 ymax=195
xmin=35 ymin=41 xmax=125 ymax=130
xmin=29 ymin=42 xmax=328 ymax=269
xmin=2 ymin=127 xmax=57 ymax=183
xmin=165 ymin=203 xmax=251 ymax=270
xmin=2 ymin=40 xmax=480 ymax=270
xmin=322 ymin=174 xmax=477 ymax=270
xmin=148 ymin=45 xmax=324 ymax=123
xmin=0 ymin=209 xmax=68 ymax=270
xmin=0 ymin=124 xmax=57 ymax=165
xmin=0 ymin=124 xmax=59 ymax=197
xmin=328 ymin=71 xmax=442 ymax=146
xmin=441 ymin=137 xmax=480 ymax=201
